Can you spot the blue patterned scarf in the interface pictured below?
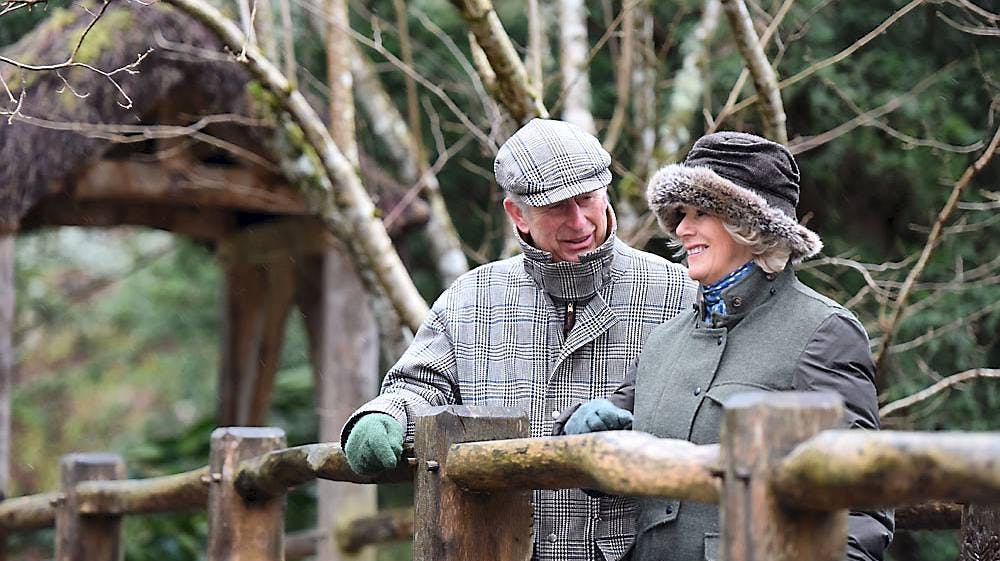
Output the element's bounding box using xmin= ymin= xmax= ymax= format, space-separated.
xmin=701 ymin=261 xmax=756 ymax=324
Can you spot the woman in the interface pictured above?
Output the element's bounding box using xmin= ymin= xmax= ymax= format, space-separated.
xmin=560 ymin=132 xmax=893 ymax=561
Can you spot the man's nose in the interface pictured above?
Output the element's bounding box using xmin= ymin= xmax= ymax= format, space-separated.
xmin=565 ymin=202 xmax=588 ymax=228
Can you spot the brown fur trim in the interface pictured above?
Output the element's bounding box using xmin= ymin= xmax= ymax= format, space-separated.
xmin=646 ymin=164 xmax=822 ymax=261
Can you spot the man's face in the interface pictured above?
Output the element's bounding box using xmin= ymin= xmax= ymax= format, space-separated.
xmin=504 ymin=189 xmax=610 ymax=263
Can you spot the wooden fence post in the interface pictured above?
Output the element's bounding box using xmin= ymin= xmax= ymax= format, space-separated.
xmin=412 ymin=406 xmax=532 ymax=561
xmin=720 ymin=391 xmax=847 ymax=561
xmin=55 ymin=453 xmax=126 ymax=561
xmin=207 ymin=427 xmax=286 ymax=561
xmin=960 ymin=504 xmax=1000 ymax=560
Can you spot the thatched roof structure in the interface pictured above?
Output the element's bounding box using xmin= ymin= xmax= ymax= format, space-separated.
xmin=0 ymin=0 xmax=426 ymax=237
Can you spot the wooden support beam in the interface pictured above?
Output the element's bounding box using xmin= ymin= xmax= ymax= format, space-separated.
xmin=0 ymin=235 xmax=11 ymax=505
xmin=960 ymin=504 xmax=1000 ymax=561
xmin=207 ymin=427 xmax=286 ymax=561
xmin=774 ymin=430 xmax=1000 ymax=509
xmin=446 ymin=432 xmax=720 ymax=501
xmin=20 ymin=200 xmax=235 ymax=241
xmin=217 ymin=240 xmax=297 ymax=426
xmin=66 ymin=160 xmax=309 ymax=215
xmin=413 ymin=406 xmax=532 ymax=561
xmin=55 ymin=454 xmax=126 ymax=561
xmin=720 ymin=392 xmax=847 ymax=561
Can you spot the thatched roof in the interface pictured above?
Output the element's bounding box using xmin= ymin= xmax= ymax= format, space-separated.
xmin=0 ymin=1 xmax=427 ymax=237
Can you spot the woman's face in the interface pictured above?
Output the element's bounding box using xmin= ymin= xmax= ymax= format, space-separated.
xmin=674 ymin=205 xmax=754 ymax=285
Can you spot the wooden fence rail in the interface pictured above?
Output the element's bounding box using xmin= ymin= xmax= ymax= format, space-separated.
xmin=0 ymin=391 xmax=998 ymax=561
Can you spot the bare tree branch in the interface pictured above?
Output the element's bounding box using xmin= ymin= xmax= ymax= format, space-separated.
xmin=161 ymin=0 xmax=430 ymax=332
xmin=602 ymin=0 xmax=633 ymax=152
xmin=709 ymin=0 xmax=793 ymax=133
xmin=889 ymin=301 xmax=1000 ymax=354
xmin=880 ymin=369 xmax=1000 ymax=418
xmin=874 ymin=122 xmax=1000 ymax=375
xmin=730 ymin=0 xmax=926 ymax=116
xmin=720 ymin=0 xmax=787 ymax=143
xmin=937 ymin=11 xmax=1000 ymax=36
xmin=352 ymin=48 xmax=469 ymax=286
xmin=789 ymin=63 xmax=960 ymax=154
xmin=448 ymin=0 xmax=548 ymax=124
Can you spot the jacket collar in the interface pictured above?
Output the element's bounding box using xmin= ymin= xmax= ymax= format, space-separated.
xmin=518 ymin=207 xmax=624 ymax=301
xmin=697 ymin=263 xmax=794 ymax=328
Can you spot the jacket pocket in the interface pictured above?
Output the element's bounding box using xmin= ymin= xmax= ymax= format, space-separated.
xmin=636 ymin=497 xmax=680 ymax=534
xmin=704 ymin=381 xmax=783 ymax=406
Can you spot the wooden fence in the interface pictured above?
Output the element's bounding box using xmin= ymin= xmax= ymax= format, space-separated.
xmin=1 ymin=391 xmax=999 ymax=560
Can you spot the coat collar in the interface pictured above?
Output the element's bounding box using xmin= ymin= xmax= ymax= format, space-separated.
xmin=518 ymin=207 xmax=625 ymax=301
xmin=697 ymin=263 xmax=794 ymax=328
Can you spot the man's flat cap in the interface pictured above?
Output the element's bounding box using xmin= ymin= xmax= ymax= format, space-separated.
xmin=495 ymin=119 xmax=611 ymax=207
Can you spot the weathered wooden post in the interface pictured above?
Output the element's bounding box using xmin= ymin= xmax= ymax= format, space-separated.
xmin=960 ymin=504 xmax=1000 ymax=560
xmin=720 ymin=391 xmax=847 ymax=561
xmin=413 ymin=406 xmax=532 ymax=561
xmin=55 ymin=453 xmax=126 ymax=561
xmin=207 ymin=427 xmax=286 ymax=561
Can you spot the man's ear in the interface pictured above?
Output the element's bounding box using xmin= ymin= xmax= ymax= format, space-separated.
xmin=503 ymin=198 xmax=531 ymax=234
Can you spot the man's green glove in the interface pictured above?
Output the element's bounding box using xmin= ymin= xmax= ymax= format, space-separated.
xmin=344 ymin=413 xmax=405 ymax=475
xmin=564 ymin=398 xmax=633 ymax=435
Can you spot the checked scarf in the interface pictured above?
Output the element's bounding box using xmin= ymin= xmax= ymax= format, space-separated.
xmin=701 ymin=261 xmax=755 ymax=325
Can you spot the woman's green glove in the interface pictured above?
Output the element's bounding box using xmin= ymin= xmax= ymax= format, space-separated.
xmin=344 ymin=413 xmax=405 ymax=475
xmin=564 ymin=399 xmax=633 ymax=434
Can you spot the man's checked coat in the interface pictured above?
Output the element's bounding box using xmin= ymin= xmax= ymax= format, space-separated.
xmin=342 ymin=221 xmax=693 ymax=561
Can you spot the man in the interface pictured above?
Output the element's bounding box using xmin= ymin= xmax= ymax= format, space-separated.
xmin=341 ymin=119 xmax=694 ymax=561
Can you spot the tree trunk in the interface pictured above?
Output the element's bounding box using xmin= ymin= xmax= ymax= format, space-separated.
xmin=558 ymin=0 xmax=595 ymax=133
xmin=295 ymin=244 xmax=378 ymax=561
xmin=657 ymin=0 xmax=721 ymax=165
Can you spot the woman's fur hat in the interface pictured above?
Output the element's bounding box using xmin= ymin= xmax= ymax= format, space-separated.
xmin=646 ymin=131 xmax=822 ymax=262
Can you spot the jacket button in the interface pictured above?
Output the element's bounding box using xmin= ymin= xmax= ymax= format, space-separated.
xmin=717 ymin=336 xmax=724 ymax=345
xmin=694 ymin=387 xmax=702 ymax=396
xmin=732 ymin=296 xmax=743 ymax=307
xmin=665 ymin=505 xmax=674 ymax=515
xmin=551 ymin=410 xmax=561 ymax=420
xmin=547 ymin=533 xmax=558 ymax=543
xmin=770 ymin=287 xmax=776 ymax=295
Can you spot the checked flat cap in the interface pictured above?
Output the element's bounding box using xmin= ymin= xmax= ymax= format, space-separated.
xmin=495 ymin=119 xmax=612 ymax=207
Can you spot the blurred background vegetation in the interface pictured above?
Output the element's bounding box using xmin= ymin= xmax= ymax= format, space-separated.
xmin=3 ymin=0 xmax=998 ymax=559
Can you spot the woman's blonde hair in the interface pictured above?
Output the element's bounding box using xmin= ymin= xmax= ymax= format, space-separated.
xmin=667 ymin=210 xmax=791 ymax=274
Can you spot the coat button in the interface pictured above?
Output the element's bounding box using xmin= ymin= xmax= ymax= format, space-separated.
xmin=665 ymin=505 xmax=674 ymax=515
xmin=694 ymin=387 xmax=702 ymax=396
xmin=732 ymin=296 xmax=743 ymax=307
xmin=717 ymin=336 xmax=724 ymax=345
xmin=770 ymin=287 xmax=776 ymax=295
xmin=551 ymin=410 xmax=561 ymax=420
xmin=547 ymin=533 xmax=558 ymax=543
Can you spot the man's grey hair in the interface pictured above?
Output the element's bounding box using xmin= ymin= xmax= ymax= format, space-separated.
xmin=506 ymin=186 xmax=610 ymax=211
xmin=667 ymin=216 xmax=791 ymax=274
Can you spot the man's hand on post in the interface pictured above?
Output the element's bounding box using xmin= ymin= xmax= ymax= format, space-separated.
xmin=344 ymin=413 xmax=404 ymax=475
xmin=564 ymin=398 xmax=633 ymax=435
